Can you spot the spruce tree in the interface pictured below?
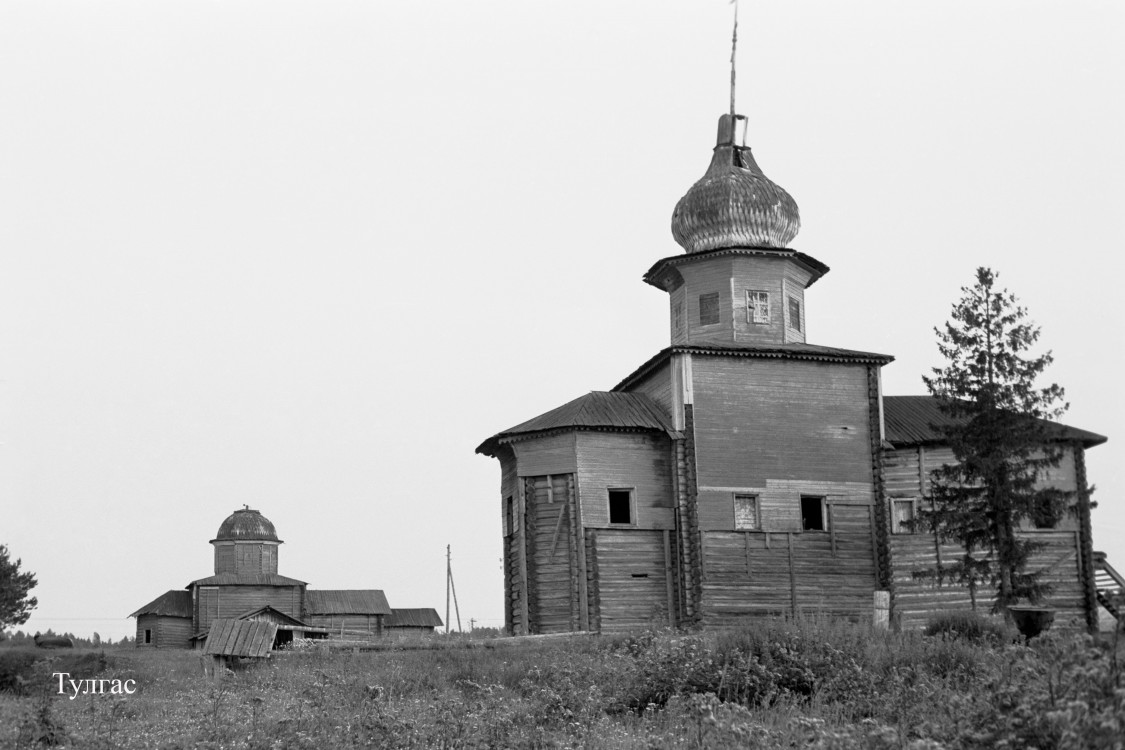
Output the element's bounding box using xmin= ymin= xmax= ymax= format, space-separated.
xmin=920 ymin=267 xmax=1072 ymax=613
xmin=0 ymin=544 xmax=38 ymax=631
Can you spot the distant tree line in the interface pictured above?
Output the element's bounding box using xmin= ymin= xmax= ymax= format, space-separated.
xmin=0 ymin=629 xmax=132 ymax=648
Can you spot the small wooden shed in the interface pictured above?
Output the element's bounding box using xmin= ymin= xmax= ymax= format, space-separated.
xmin=384 ymin=608 xmax=443 ymax=635
xmin=305 ymin=590 xmax=391 ymax=639
xmin=203 ymin=619 xmax=277 ymax=672
xmin=130 ymin=590 xmax=193 ymax=649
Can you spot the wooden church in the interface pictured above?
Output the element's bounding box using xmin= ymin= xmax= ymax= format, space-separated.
xmin=476 ymin=113 xmax=1111 ymax=635
xmin=130 ymin=508 xmax=437 ymax=649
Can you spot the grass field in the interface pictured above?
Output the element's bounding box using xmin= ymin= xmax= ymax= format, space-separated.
xmin=2 ymin=616 xmax=1122 ymax=749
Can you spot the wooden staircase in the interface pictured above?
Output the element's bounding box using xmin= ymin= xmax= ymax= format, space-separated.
xmin=1094 ymin=551 xmax=1124 ymax=620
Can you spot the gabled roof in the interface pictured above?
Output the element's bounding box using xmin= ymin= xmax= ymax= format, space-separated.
xmin=130 ymin=590 xmax=192 ymax=619
xmin=883 ymin=395 xmax=1107 ymax=448
xmin=187 ymin=573 xmax=307 ymax=588
xmin=385 ymin=608 xmax=444 ymax=628
xmin=235 ymin=605 xmax=310 ymax=628
xmin=613 ymin=343 xmax=893 ymax=393
xmin=476 ymin=391 xmax=675 ymax=456
xmin=203 ymin=619 xmax=277 ymax=658
xmin=305 ymin=589 xmax=391 ymax=616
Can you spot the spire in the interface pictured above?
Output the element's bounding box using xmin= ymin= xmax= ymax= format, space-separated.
xmin=669 ymin=3 xmax=800 ymax=253
xmin=730 ymin=0 xmax=738 ymax=116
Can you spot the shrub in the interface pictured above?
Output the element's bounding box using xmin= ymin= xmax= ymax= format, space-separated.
xmin=924 ymin=611 xmax=1012 ymax=644
xmin=0 ymin=648 xmax=38 ymax=694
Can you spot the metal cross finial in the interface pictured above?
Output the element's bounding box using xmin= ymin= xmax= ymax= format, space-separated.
xmin=730 ymin=0 xmax=739 ymax=115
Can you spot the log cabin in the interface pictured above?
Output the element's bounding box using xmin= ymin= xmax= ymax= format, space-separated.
xmin=476 ymin=112 xmax=1112 ymax=634
xmin=130 ymin=507 xmax=399 ymax=649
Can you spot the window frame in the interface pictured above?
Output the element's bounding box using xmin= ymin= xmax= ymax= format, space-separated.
xmin=800 ymin=495 xmax=826 ymax=532
xmin=698 ymin=292 xmax=721 ymax=326
xmin=891 ymin=498 xmax=919 ymax=535
xmin=144 ymin=629 xmax=152 ymax=644
xmin=746 ymin=290 xmax=770 ymax=325
xmin=733 ymin=493 xmax=761 ymax=530
xmin=787 ymin=295 xmax=802 ymax=332
xmin=607 ymin=487 xmax=636 ymax=526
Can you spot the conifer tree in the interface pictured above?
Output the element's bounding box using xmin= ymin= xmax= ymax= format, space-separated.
xmin=920 ymin=267 xmax=1072 ymax=613
xmin=0 ymin=544 xmax=38 ymax=631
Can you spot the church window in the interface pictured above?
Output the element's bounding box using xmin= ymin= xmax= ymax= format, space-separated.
xmin=800 ymin=496 xmax=825 ymax=531
xmin=144 ymin=629 xmax=152 ymax=644
xmin=608 ymin=489 xmax=634 ymax=525
xmin=891 ymin=499 xmax=917 ymax=534
xmin=699 ymin=293 xmax=720 ymax=326
xmin=673 ymin=301 xmax=684 ymax=336
xmin=734 ymin=494 xmax=760 ymax=530
xmin=788 ymin=296 xmax=802 ymax=332
xmin=747 ymin=291 xmax=770 ymax=324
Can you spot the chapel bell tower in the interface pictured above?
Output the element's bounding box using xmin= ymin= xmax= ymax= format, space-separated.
xmin=647 ymin=112 xmax=828 ymax=347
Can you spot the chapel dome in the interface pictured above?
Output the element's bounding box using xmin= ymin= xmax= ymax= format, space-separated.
xmin=212 ymin=508 xmax=280 ymax=543
xmin=671 ymin=114 xmax=800 ymax=253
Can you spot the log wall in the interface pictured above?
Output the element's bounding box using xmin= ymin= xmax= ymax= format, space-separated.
xmin=587 ymin=529 xmax=674 ymax=632
xmin=524 ymin=474 xmax=581 ymax=634
xmin=136 ymin=615 xmax=192 ymax=649
xmin=700 ymin=503 xmax=878 ymax=625
xmin=890 ymin=529 xmax=1086 ymax=630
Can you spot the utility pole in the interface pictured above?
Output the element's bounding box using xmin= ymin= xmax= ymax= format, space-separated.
xmin=446 ymin=545 xmax=462 ymax=634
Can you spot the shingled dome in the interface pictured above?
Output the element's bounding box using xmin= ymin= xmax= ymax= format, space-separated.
xmin=671 ymin=113 xmax=800 ymax=253
xmin=212 ymin=508 xmax=280 ymax=543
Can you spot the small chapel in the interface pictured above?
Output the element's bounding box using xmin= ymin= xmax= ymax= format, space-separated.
xmin=476 ymin=109 xmax=1114 ymax=635
xmin=130 ymin=507 xmax=441 ymax=649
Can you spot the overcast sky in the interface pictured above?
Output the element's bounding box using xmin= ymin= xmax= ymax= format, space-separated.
xmin=2 ymin=1 xmax=1122 ymax=640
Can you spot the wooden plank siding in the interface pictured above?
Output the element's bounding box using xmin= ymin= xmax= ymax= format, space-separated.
xmin=627 ymin=361 xmax=674 ymax=418
xmin=136 ymin=615 xmax=192 ymax=649
xmin=303 ymin=614 xmax=384 ymax=639
xmin=890 ymin=530 xmax=1086 ymax=630
xmin=588 ymin=529 xmax=673 ymax=632
xmin=700 ymin=504 xmax=878 ymax=624
xmin=524 ymin=474 xmax=581 ymax=634
xmin=691 ymin=357 xmax=874 ymax=491
xmin=195 ymin=585 xmax=303 ymax=632
xmin=511 ymin=433 xmax=577 ymax=477
xmin=575 ymin=432 xmax=674 ymax=529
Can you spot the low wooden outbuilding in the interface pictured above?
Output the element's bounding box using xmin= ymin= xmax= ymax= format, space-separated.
xmin=384 ymin=608 xmax=443 ymax=635
xmin=305 ymin=590 xmax=391 ymax=639
xmin=129 ymin=590 xmax=193 ymax=649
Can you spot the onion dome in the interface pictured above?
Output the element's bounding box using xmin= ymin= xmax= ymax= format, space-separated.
xmin=212 ymin=507 xmax=280 ymax=542
xmin=671 ymin=114 xmax=800 ymax=253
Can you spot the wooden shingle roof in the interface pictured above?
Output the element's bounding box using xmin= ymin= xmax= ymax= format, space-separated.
xmin=385 ymin=608 xmax=444 ymax=628
xmin=477 ymin=391 xmax=675 ymax=456
xmin=129 ymin=590 xmax=192 ymax=619
xmin=883 ymin=395 xmax=1107 ymax=448
xmin=203 ymin=619 xmax=277 ymax=658
xmin=305 ymin=590 xmax=391 ymax=616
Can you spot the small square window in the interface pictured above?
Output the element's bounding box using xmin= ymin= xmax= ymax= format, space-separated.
xmin=734 ymin=494 xmax=760 ymax=530
xmin=788 ymin=296 xmax=802 ymax=332
xmin=747 ymin=291 xmax=770 ymax=324
xmin=891 ymin=499 xmax=916 ymax=534
xmin=608 ymin=489 xmax=633 ymax=524
xmin=801 ymin=496 xmax=825 ymax=531
xmin=699 ymin=293 xmax=720 ymax=326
